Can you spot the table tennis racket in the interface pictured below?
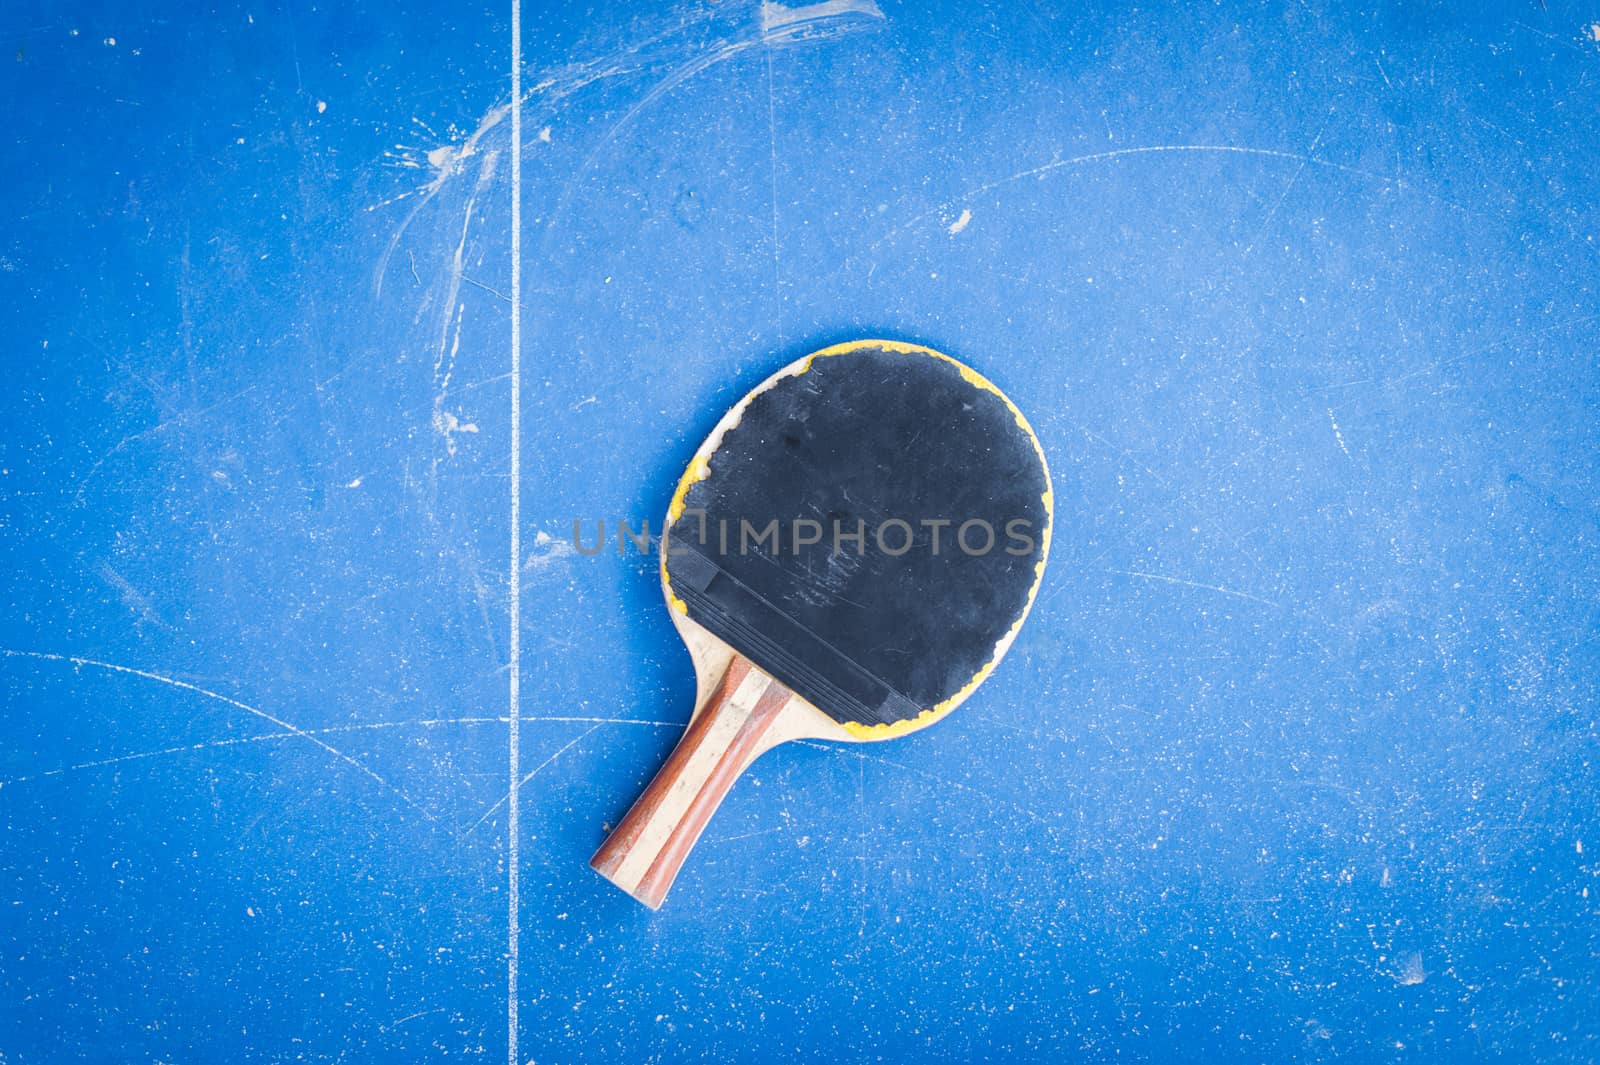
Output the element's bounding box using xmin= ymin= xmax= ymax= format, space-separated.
xmin=590 ymin=339 xmax=1052 ymax=908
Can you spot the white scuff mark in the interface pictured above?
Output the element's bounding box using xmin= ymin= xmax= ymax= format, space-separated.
xmin=377 ymin=2 xmax=886 ymax=300
xmin=316 ymin=100 xmax=326 ymax=114
xmin=760 ymin=0 xmax=885 ymax=38
xmin=524 ymin=530 xmax=575 ymax=570
xmin=437 ymin=302 xmax=465 ymax=394
xmin=432 ymin=409 xmax=479 ymax=454
xmin=427 ymin=147 xmax=499 ymax=458
xmin=424 ymin=101 xmax=511 ymax=192
xmin=947 ymin=208 xmax=972 ymax=235
xmin=1327 ymin=408 xmax=1351 ymax=458
xmin=344 ymin=476 xmax=363 ymax=488
xmin=571 ymin=395 xmax=597 ymax=410
xmin=103 ymin=36 xmax=116 ymax=46
xmin=370 ymin=99 xmax=511 ymax=295
xmin=561 ymin=3 xmax=886 ymax=203
xmin=1393 ymin=951 xmax=1426 ymax=986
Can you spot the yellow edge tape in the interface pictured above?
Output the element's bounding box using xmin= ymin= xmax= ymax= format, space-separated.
xmin=661 ymin=339 xmax=1054 ymax=737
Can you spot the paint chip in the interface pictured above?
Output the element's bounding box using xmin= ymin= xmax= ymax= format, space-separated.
xmin=316 ymin=100 xmax=327 ymax=114
xmin=947 ymin=208 xmax=972 ymax=235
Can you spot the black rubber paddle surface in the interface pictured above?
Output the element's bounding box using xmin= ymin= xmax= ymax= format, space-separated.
xmin=664 ymin=342 xmax=1051 ymax=730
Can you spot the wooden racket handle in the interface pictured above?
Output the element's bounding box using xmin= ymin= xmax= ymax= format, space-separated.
xmin=590 ymin=656 xmax=793 ymax=909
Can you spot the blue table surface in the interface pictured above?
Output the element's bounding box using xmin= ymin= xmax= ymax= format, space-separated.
xmin=2 ymin=1 xmax=1597 ymax=1061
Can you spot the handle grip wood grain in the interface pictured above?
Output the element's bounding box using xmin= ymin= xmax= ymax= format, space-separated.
xmin=590 ymin=656 xmax=794 ymax=909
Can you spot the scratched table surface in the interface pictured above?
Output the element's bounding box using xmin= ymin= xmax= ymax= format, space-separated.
xmin=2 ymin=0 xmax=1598 ymax=1061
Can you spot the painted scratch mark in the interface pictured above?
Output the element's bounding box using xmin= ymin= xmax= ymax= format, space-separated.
xmin=867 ymin=143 xmax=1453 ymax=262
xmin=0 ymin=716 xmax=676 ymax=788
xmin=1327 ymin=407 xmax=1351 ymax=458
xmin=468 ymin=725 xmax=601 ymax=838
xmin=704 ymin=825 xmax=786 ymax=845
xmin=0 ymin=649 xmax=434 ymax=819
xmin=1353 ymin=312 xmax=1600 ymax=391
xmin=462 ymin=274 xmax=512 ymax=303
xmin=94 ymin=560 xmax=169 ymax=632
xmin=1109 ymin=569 xmax=1279 ymax=608
xmin=799 ymin=741 xmax=1070 ymax=840
xmin=73 ymin=384 xmax=259 ymax=506
xmin=765 ymin=44 xmax=784 ymax=345
xmin=387 ymin=1007 xmax=448 ymax=1031
xmin=1242 ymin=121 xmax=1326 ymax=257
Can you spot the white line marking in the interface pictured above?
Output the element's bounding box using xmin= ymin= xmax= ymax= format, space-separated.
xmin=507 ymin=0 xmax=523 ymax=1059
